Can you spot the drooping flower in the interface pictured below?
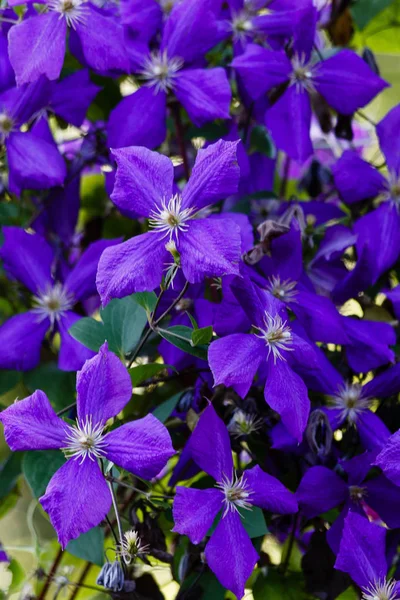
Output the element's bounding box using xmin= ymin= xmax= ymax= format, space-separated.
xmin=172 ymin=404 xmax=297 ymax=599
xmin=7 ymin=1 xmax=129 ymax=86
xmin=0 ymin=227 xmax=118 ymax=371
xmin=96 ymin=140 xmax=243 ymax=304
xmin=0 ymin=343 xmax=174 ymax=547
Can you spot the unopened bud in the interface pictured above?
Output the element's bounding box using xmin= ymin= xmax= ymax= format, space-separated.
xmin=96 ymin=561 xmax=124 ymax=592
xmin=306 ymin=409 xmax=332 ymax=457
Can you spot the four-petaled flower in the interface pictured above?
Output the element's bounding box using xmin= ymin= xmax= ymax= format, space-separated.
xmin=0 ymin=343 xmax=174 ymax=547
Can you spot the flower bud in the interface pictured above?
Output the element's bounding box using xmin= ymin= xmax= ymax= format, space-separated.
xmin=306 ymin=409 xmax=333 ymax=458
xmin=96 ymin=561 xmax=124 ymax=592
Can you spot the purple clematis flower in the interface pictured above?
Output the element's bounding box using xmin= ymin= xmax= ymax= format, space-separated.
xmin=107 ymin=0 xmax=231 ymax=149
xmin=0 ymin=227 xmax=118 ymax=371
xmin=335 ymin=512 xmax=400 ymax=600
xmin=209 ymin=278 xmax=316 ymax=441
xmin=7 ymin=1 xmax=129 ymax=86
xmin=0 ymin=343 xmax=174 ymax=548
xmin=232 ymin=7 xmax=388 ymax=162
xmin=172 ymin=404 xmax=297 ymax=599
xmin=96 ymin=139 xmax=242 ymax=304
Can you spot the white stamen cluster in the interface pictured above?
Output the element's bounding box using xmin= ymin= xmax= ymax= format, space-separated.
xmin=149 ymin=194 xmax=195 ymax=241
xmin=216 ymin=472 xmax=253 ymax=518
xmin=331 ymin=383 xmax=370 ymax=424
xmin=349 ymin=484 xmax=367 ymax=503
xmin=141 ymin=51 xmax=184 ymax=93
xmin=267 ymin=276 xmax=298 ymax=303
xmin=32 ymin=282 xmax=74 ymax=326
xmin=254 ymin=313 xmax=293 ymax=363
xmin=362 ymin=578 xmax=399 ymax=600
xmin=49 ymin=0 xmax=87 ymax=28
xmin=117 ymin=530 xmax=149 ymax=564
xmin=63 ymin=417 xmax=107 ymax=463
xmin=228 ymin=410 xmax=263 ymax=438
xmin=0 ymin=112 xmax=14 ymax=139
xmin=290 ymin=55 xmax=315 ymax=93
xmin=231 ymin=11 xmax=254 ymax=42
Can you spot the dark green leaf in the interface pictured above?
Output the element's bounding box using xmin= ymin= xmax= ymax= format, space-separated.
xmin=0 ymin=453 xmax=23 ymax=499
xmin=250 ymin=125 xmax=276 ymax=158
xmin=192 ymin=326 xmax=213 ymax=346
xmin=22 ymin=451 xmax=66 ymax=497
xmin=132 ymin=291 xmax=158 ymax=313
xmin=153 ymin=391 xmax=184 ymax=423
xmin=186 ymin=312 xmax=198 ymax=330
xmin=0 ymin=370 xmax=21 ymax=395
xmin=242 ymin=506 xmax=268 ymax=538
xmin=66 ymin=526 xmax=104 ymax=566
xmin=24 ymin=363 xmax=76 ymax=410
xmin=8 ymin=558 xmax=25 ymax=594
xmin=68 ymin=317 xmax=106 ymax=352
xmin=100 ymin=295 xmax=148 ymax=355
xmin=130 ymin=363 xmax=173 ymax=387
xmin=352 ymin=0 xmax=392 ymax=29
xmin=158 ymin=326 xmax=208 ymax=360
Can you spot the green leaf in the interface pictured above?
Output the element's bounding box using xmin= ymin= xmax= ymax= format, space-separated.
xmin=132 ymin=291 xmax=158 ymax=313
xmin=66 ymin=526 xmax=104 ymax=566
xmin=158 ymin=326 xmax=208 ymax=360
xmin=351 ymin=0 xmax=392 ymax=29
xmin=22 ymin=451 xmax=66 ymax=498
xmin=186 ymin=312 xmax=198 ymax=330
xmin=0 ymin=453 xmax=23 ymax=500
xmin=192 ymin=326 xmax=213 ymax=346
xmin=8 ymin=558 xmax=25 ymax=594
xmin=249 ymin=125 xmax=276 ymax=158
xmin=129 ymin=363 xmax=172 ymax=387
xmin=24 ymin=363 xmax=76 ymax=410
xmin=0 ymin=370 xmax=21 ymax=395
xmin=100 ymin=295 xmax=148 ymax=356
xmin=153 ymin=391 xmax=184 ymax=423
xmin=207 ymin=506 xmax=268 ymax=539
xmin=68 ymin=317 xmax=106 ymax=353
xmin=253 ymin=570 xmax=306 ymax=600
xmin=69 ymin=295 xmax=148 ymax=357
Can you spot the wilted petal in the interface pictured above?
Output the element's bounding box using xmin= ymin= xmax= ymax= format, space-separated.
xmin=104 ymin=414 xmax=174 ymax=479
xmin=375 ymin=430 xmax=400 ymax=486
xmin=296 ymin=466 xmax=348 ymax=518
xmin=0 ymin=390 xmax=68 ymax=451
xmin=8 ymin=13 xmax=66 ymax=85
xmin=209 ymin=334 xmax=265 ymax=398
xmin=58 ymin=312 xmax=95 ymax=372
xmin=265 ymin=359 xmax=310 ymax=442
xmin=74 ymin=5 xmax=129 ymax=73
xmin=174 ymin=68 xmax=231 ymax=127
xmin=244 ymin=465 xmax=298 ymax=514
xmin=7 ymin=131 xmax=66 ymax=193
xmin=266 ymin=85 xmax=313 ymax=163
xmin=190 ymin=404 xmax=234 ymax=482
xmin=110 ymin=145 xmax=173 ymax=218
xmin=0 ymin=312 xmax=49 ymax=371
xmin=182 ymin=140 xmax=241 ymax=211
xmin=205 ymin=511 xmax=258 ymax=600
xmin=179 ymin=217 xmax=241 ymax=283
xmin=232 ymin=46 xmax=291 ymax=101
xmin=96 ymin=232 xmax=169 ymax=305
xmin=76 ymin=342 xmax=132 ymax=426
xmin=40 ymin=457 xmax=111 ymax=548
xmin=314 ymin=50 xmax=388 ymax=115
xmin=107 ymin=87 xmax=167 ymax=152
xmin=335 ymin=512 xmax=387 ymax=589
xmin=172 ymin=487 xmax=223 ymax=544
xmin=0 ymin=227 xmax=53 ymax=294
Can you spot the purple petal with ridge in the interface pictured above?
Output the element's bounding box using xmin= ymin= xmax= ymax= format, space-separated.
xmin=172 ymin=487 xmax=223 ymax=543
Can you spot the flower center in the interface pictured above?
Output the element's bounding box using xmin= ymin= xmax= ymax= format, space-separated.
xmin=149 ymin=194 xmax=195 ymax=241
xmin=330 ymin=383 xmax=370 ymax=424
xmin=267 ymin=276 xmax=298 ymax=303
xmin=349 ymin=485 xmax=367 ymax=503
xmin=254 ymin=312 xmax=293 ymax=363
xmin=141 ymin=51 xmax=184 ymax=93
xmin=117 ymin=530 xmax=149 ymax=564
xmin=63 ymin=417 xmax=107 ymax=463
xmin=290 ymin=56 xmax=315 ymax=92
xmin=32 ymin=283 xmax=74 ymax=326
xmin=231 ymin=11 xmax=254 ymax=40
xmin=216 ymin=472 xmax=253 ymax=517
xmin=0 ymin=113 xmax=14 ymax=137
xmin=228 ymin=410 xmax=263 ymax=438
xmin=362 ymin=579 xmax=398 ymax=600
xmin=49 ymin=0 xmax=87 ymax=28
